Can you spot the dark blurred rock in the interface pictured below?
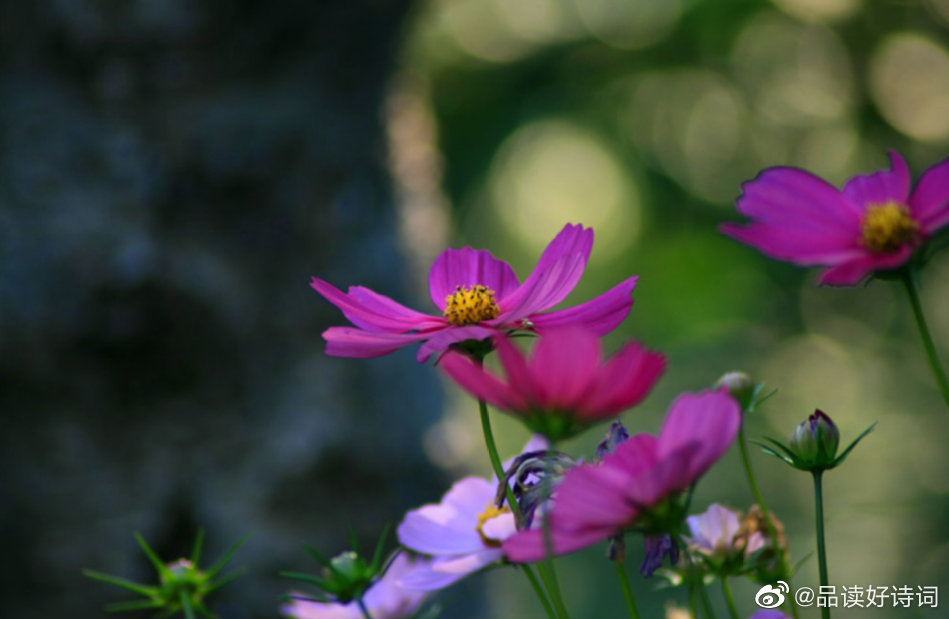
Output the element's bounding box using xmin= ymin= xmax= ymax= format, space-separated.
xmin=0 ymin=1 xmax=442 ymax=617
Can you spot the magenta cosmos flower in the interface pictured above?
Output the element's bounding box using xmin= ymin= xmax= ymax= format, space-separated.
xmin=396 ymin=436 xmax=547 ymax=591
xmin=503 ymin=390 xmax=740 ymax=562
xmin=311 ymin=223 xmax=638 ymax=361
xmin=282 ymin=553 xmax=430 ymax=619
xmin=440 ymin=327 xmax=665 ymax=441
xmin=721 ymin=151 xmax=949 ymax=285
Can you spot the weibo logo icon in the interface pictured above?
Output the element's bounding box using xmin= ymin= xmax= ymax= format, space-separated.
xmin=755 ymin=581 xmax=790 ymax=608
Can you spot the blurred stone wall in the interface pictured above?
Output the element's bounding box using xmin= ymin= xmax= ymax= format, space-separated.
xmin=0 ymin=2 xmax=447 ymax=617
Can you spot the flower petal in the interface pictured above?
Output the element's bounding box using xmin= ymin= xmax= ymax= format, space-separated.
xmin=816 ymin=245 xmax=914 ymax=286
xmin=551 ymin=463 xmax=637 ymax=530
xmin=529 ymin=276 xmax=637 ymax=335
xmin=364 ymin=554 xmax=431 ymax=614
xmin=282 ymin=596 xmax=362 ymax=619
xmin=604 ymin=434 xmax=660 ymax=477
xmin=498 ymin=224 xmax=594 ymax=318
xmin=583 ymin=342 xmax=665 ymax=419
xmin=323 ymin=327 xmax=430 ymax=358
xmin=720 ymin=222 xmax=865 ymax=265
xmin=479 ymin=511 xmax=516 ymax=542
xmin=312 ymin=278 xmax=443 ymax=333
xmin=909 ymin=155 xmax=949 ymax=232
xmin=842 ymin=151 xmax=911 ymax=207
xmin=526 ymin=328 xmax=601 ymax=411
xmin=416 ymin=324 xmax=497 ymax=362
xmin=686 ymin=504 xmax=741 ymax=551
xmin=397 ymin=478 xmax=489 ymax=556
xmin=397 ymin=550 xmax=502 ymax=591
xmin=428 ymin=247 xmax=520 ymax=311
xmin=440 ymin=353 xmax=523 ymax=411
xmin=502 ymin=523 xmax=614 ymax=563
xmin=736 ymin=167 xmax=862 ymax=229
xmin=495 ymin=334 xmax=543 ymax=406
xmin=622 ymin=442 xmax=697 ymax=507
xmin=658 ymin=390 xmax=740 ymax=482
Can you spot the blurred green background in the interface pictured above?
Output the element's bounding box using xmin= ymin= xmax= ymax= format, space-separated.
xmin=387 ymin=0 xmax=949 ymax=617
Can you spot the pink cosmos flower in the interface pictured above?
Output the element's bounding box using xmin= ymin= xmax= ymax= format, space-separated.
xmin=396 ymin=436 xmax=547 ymax=590
xmin=721 ymin=151 xmax=949 ymax=285
xmin=503 ymin=390 xmax=740 ymax=563
xmin=440 ymin=327 xmax=665 ymax=440
xmin=282 ymin=552 xmax=430 ymax=619
xmin=311 ymin=223 xmax=638 ymax=361
xmin=685 ymin=503 xmax=765 ymax=559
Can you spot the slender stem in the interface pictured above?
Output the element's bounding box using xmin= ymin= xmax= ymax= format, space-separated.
xmin=697 ymin=579 xmax=718 ymax=619
xmin=785 ymin=597 xmax=801 ymax=619
xmin=738 ymin=421 xmax=799 ymax=619
xmin=536 ymin=561 xmax=569 ymax=619
xmin=737 ymin=424 xmax=775 ymax=539
xmin=179 ymin=592 xmax=197 ymax=619
xmin=901 ymin=270 xmax=949 ymax=412
xmin=680 ymin=541 xmax=717 ymax=619
xmin=478 ymin=398 xmax=508 ymax=493
xmin=813 ymin=471 xmax=830 ymax=619
xmin=539 ymin=449 xmax=571 ymax=619
xmin=720 ymin=578 xmax=740 ymax=619
xmin=477 ymin=398 xmax=566 ymax=618
xmin=356 ymin=596 xmax=373 ymax=619
xmin=521 ymin=564 xmax=557 ymax=619
xmin=613 ymin=561 xmax=640 ymax=619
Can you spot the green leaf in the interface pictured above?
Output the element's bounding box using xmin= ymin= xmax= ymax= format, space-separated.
xmin=832 ymin=422 xmax=876 ymax=468
xmin=205 ymin=533 xmax=250 ymax=579
xmin=792 ymin=552 xmax=814 ymax=575
xmin=83 ymin=569 xmax=155 ymax=597
xmin=302 ymin=544 xmax=332 ymax=569
xmin=134 ymin=533 xmax=172 ymax=578
xmin=370 ymin=524 xmax=390 ymax=572
xmin=280 ymin=571 xmax=333 ymax=589
xmin=207 ymin=569 xmax=245 ymax=593
xmin=191 ymin=529 xmax=205 ymax=566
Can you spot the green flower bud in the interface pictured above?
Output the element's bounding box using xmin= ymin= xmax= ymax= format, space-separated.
xmin=789 ymin=409 xmax=839 ymax=468
xmin=714 ymin=371 xmax=770 ymax=412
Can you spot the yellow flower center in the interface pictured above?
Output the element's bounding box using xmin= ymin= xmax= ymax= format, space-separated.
xmin=861 ymin=202 xmax=918 ymax=253
xmin=443 ymin=285 xmax=500 ymax=326
xmin=474 ymin=503 xmax=511 ymax=547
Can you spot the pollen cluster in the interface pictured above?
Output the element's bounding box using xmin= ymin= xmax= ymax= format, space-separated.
xmin=475 ymin=503 xmax=511 ymax=546
xmin=861 ymin=203 xmax=919 ymax=253
xmin=443 ymin=285 xmax=500 ymax=326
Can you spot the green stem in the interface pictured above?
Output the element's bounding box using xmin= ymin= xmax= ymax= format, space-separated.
xmin=720 ymin=578 xmax=740 ymax=619
xmin=738 ymin=423 xmax=774 ymax=539
xmin=521 ymin=564 xmax=557 ymax=619
xmin=901 ymin=270 xmax=949 ymax=412
xmin=813 ymin=471 xmax=830 ymax=619
xmin=356 ymin=596 xmax=373 ymax=619
xmin=738 ymin=422 xmax=799 ymax=619
xmin=179 ymin=592 xmax=197 ymax=619
xmin=539 ymin=449 xmax=571 ymax=619
xmin=613 ymin=561 xmax=640 ymax=619
xmin=680 ymin=542 xmax=717 ymax=619
xmin=477 ymin=398 xmax=567 ymax=619
xmin=697 ymin=580 xmax=718 ymax=619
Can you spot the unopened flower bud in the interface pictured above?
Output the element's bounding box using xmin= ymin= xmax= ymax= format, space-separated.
xmin=329 ymin=551 xmax=365 ymax=584
xmin=714 ymin=371 xmax=759 ymax=411
xmin=789 ymin=410 xmax=839 ymax=468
